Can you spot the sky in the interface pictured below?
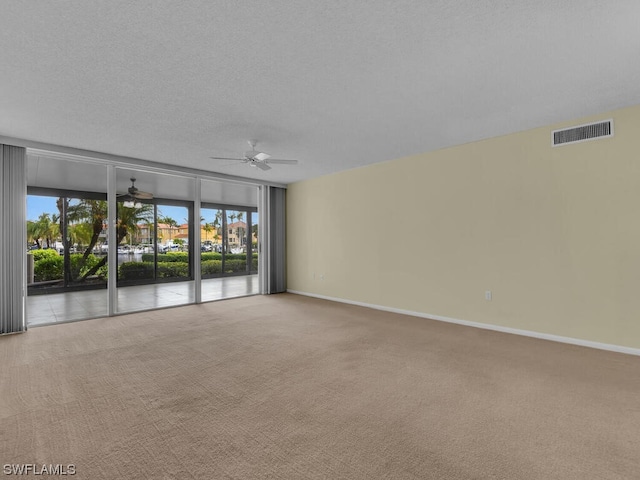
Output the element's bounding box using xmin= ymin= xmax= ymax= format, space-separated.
xmin=27 ymin=195 xmax=258 ymax=226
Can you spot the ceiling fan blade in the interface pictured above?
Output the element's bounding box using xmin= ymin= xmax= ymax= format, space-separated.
xmin=133 ymin=191 xmax=153 ymax=200
xmin=215 ymin=161 xmax=247 ymax=167
xmin=266 ymin=158 xmax=298 ymax=165
xmin=209 ymin=156 xmax=245 ymax=161
xmin=255 ymin=162 xmax=271 ymax=171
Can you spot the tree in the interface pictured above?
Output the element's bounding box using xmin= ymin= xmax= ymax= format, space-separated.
xmin=203 ymin=222 xmax=213 ymax=241
xmin=66 ymin=199 xmax=108 ymax=265
xmin=27 ymin=220 xmax=41 ymax=249
xmin=60 ymin=200 xmax=153 ymax=281
xmin=212 ymin=210 xmax=223 ymax=248
xmin=227 ymin=212 xmax=237 ymax=250
xmin=80 ymin=202 xmax=154 ymax=279
xmin=68 ymin=222 xmax=93 ymax=250
xmin=236 ymin=212 xmax=245 ymax=246
xmin=160 ymin=216 xmax=178 ymax=242
xmin=32 ymin=213 xmax=58 ymax=248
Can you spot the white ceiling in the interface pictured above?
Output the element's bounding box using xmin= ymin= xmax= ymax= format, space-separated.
xmin=3 ymin=1 xmax=640 ymax=185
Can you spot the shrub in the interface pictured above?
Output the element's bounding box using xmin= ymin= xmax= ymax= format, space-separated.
xmin=164 ymin=252 xmax=189 ymax=263
xmin=30 ymin=249 xmax=59 ymax=262
xmin=119 ymin=262 xmax=154 ymax=281
xmin=201 ymin=257 xmax=257 ymax=274
xmin=223 ymin=259 xmax=246 ymax=273
xmin=34 ymin=255 xmax=63 ymax=282
xmin=141 ymin=252 xmax=189 ymax=263
xmin=69 ymin=253 xmax=102 ymax=279
xmin=140 ymin=252 xmax=257 ymax=263
xmin=96 ymin=264 xmax=109 ymax=280
xmin=202 ymin=260 xmax=222 ymax=275
xmin=157 ymin=262 xmax=189 ymax=278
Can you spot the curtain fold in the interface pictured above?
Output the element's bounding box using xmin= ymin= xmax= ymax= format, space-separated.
xmin=267 ymin=186 xmax=286 ymax=294
xmin=0 ymin=144 xmax=27 ymax=334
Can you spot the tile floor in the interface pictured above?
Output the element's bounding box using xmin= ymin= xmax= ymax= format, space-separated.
xmin=27 ymin=275 xmax=259 ymax=326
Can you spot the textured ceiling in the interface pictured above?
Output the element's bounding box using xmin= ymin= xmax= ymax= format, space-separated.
xmin=2 ymin=1 xmax=640 ymax=185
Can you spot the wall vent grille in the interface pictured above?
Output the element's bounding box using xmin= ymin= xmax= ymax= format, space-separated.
xmin=552 ymin=120 xmax=613 ymax=146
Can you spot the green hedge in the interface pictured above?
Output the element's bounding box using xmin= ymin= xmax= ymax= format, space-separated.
xmin=158 ymin=262 xmax=189 ymax=278
xmin=120 ymin=258 xmax=257 ymax=280
xmin=30 ymin=249 xmax=59 ymax=262
xmin=141 ymin=252 xmax=188 ymax=263
xmin=141 ymin=252 xmax=258 ymax=263
xmin=202 ymin=260 xmax=222 ymax=274
xmin=32 ymin=252 xmax=108 ymax=282
xmin=202 ymin=258 xmax=257 ymax=274
xmin=119 ymin=261 xmax=190 ymax=281
xmin=33 ymin=255 xmax=257 ymax=282
xmin=33 ymin=255 xmax=63 ymax=281
xmin=119 ymin=262 xmax=154 ymax=280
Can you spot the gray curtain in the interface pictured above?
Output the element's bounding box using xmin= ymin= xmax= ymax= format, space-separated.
xmin=0 ymin=145 xmax=27 ymax=334
xmin=267 ymin=186 xmax=286 ymax=293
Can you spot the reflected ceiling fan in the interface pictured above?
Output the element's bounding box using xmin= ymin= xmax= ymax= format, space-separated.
xmin=210 ymin=140 xmax=299 ymax=171
xmin=118 ymin=178 xmax=153 ymax=207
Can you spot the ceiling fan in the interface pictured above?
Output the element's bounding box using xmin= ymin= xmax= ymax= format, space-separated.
xmin=210 ymin=141 xmax=299 ymax=171
xmin=118 ymin=178 xmax=153 ymax=207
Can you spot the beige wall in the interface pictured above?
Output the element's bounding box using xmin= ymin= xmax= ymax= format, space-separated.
xmin=287 ymin=104 xmax=640 ymax=349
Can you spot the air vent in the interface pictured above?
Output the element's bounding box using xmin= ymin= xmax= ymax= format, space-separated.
xmin=552 ymin=120 xmax=613 ymax=146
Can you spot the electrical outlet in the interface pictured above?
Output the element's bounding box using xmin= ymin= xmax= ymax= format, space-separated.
xmin=485 ymin=291 xmax=492 ymax=301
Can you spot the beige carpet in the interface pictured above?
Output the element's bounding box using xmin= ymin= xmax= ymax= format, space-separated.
xmin=1 ymin=293 xmax=639 ymax=479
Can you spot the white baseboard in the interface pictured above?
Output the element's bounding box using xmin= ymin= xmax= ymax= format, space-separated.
xmin=287 ymin=289 xmax=640 ymax=357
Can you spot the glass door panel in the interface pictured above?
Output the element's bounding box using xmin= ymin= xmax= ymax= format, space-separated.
xmin=26 ymin=156 xmax=108 ymax=325
xmin=250 ymin=211 xmax=258 ymax=274
xmin=224 ymin=209 xmax=247 ymax=275
xmin=200 ymin=207 xmax=223 ymax=278
xmin=115 ymin=168 xmax=195 ymax=314
xmin=157 ymin=204 xmax=190 ymax=280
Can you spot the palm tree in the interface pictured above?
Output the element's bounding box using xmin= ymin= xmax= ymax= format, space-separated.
xmin=226 ymin=212 xmax=237 ymax=252
xmin=203 ymin=222 xmax=213 ymax=241
xmin=68 ymin=223 xmax=93 ymax=251
xmin=27 ymin=220 xmax=41 ymax=249
xmin=32 ymin=213 xmax=58 ymax=248
xmin=66 ymin=199 xmax=108 ymax=263
xmin=236 ymin=212 xmax=245 ymax=247
xmin=72 ymin=201 xmax=153 ymax=281
xmin=160 ymin=216 xmax=178 ymax=242
xmin=212 ymin=210 xmax=223 ymax=250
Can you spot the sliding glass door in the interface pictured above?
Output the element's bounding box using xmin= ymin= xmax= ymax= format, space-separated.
xmin=115 ymin=168 xmax=196 ymax=314
xmin=26 ymin=157 xmax=109 ymax=325
xmin=26 ymin=155 xmax=261 ymax=324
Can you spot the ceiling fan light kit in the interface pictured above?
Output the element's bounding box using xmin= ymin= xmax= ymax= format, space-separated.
xmin=122 ymin=200 xmax=143 ymax=208
xmin=251 ymin=152 xmax=270 ymax=161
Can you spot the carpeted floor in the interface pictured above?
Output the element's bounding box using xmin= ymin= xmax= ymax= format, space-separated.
xmin=1 ymin=293 xmax=639 ymax=479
